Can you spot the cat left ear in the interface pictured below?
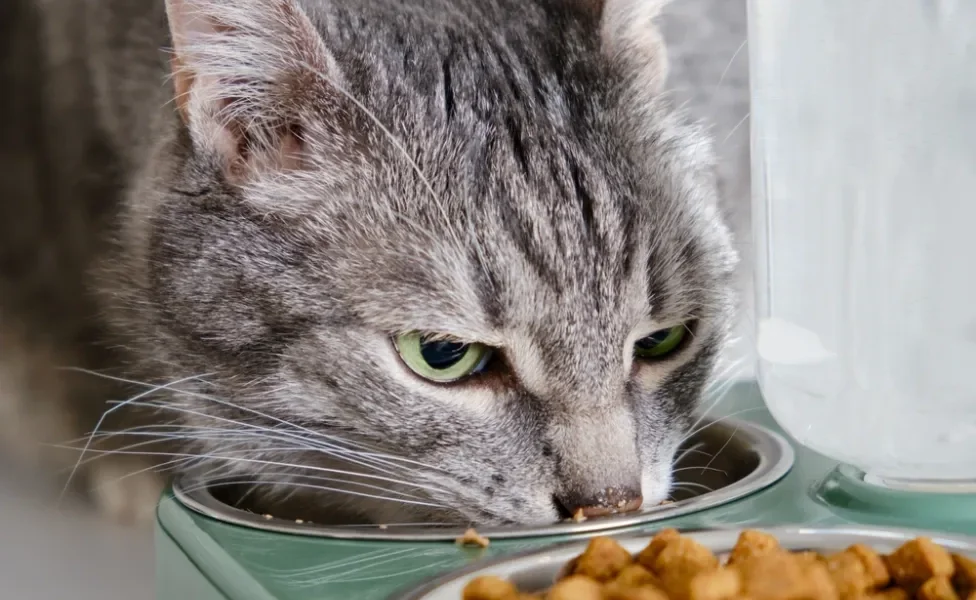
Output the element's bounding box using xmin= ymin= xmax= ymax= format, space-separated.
xmin=596 ymin=0 xmax=671 ymax=95
xmin=165 ymin=0 xmax=345 ymax=184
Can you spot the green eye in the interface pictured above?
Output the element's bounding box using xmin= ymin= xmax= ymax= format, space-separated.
xmin=634 ymin=324 xmax=689 ymax=359
xmin=394 ymin=333 xmax=494 ymax=383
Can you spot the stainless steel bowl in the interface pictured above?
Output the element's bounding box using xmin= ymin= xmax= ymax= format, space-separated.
xmin=172 ymin=416 xmax=793 ymax=541
xmin=394 ymin=526 xmax=976 ymax=599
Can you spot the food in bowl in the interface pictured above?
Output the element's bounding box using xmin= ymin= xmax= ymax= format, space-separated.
xmin=457 ymin=528 xmax=491 ymax=548
xmin=461 ymin=528 xmax=976 ymax=600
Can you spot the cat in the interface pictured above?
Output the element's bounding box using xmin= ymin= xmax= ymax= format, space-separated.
xmin=0 ymin=0 xmax=737 ymax=526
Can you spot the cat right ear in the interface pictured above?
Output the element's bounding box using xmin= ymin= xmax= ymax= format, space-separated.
xmin=165 ymin=0 xmax=346 ymax=184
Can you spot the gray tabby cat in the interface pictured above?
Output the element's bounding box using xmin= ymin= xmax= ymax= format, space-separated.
xmin=0 ymin=0 xmax=737 ymax=525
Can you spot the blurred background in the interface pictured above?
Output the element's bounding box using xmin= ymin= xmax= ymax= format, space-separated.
xmin=0 ymin=0 xmax=754 ymax=597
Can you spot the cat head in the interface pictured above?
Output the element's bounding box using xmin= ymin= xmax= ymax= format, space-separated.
xmin=115 ymin=0 xmax=737 ymax=524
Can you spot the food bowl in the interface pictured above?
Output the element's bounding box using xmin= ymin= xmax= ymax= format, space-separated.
xmin=392 ymin=526 xmax=976 ymax=599
xmin=160 ymin=381 xmax=976 ymax=600
xmin=172 ymin=416 xmax=793 ymax=541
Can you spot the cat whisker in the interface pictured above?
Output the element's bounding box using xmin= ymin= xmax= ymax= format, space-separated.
xmin=175 ymin=478 xmax=449 ymax=509
xmin=55 ymin=410 xmax=451 ymax=498
xmin=700 ymin=365 xmax=747 ymax=403
xmin=51 ymin=442 xmax=452 ymax=498
xmin=671 ymin=465 xmax=727 ymax=476
xmin=284 ymin=557 xmax=467 ymax=587
xmin=681 ymin=355 xmax=751 ymax=442
xmin=64 ymin=367 xmax=371 ymax=448
xmin=723 ymin=112 xmax=750 ymax=144
xmin=678 ymin=406 xmax=766 ymax=447
xmin=717 ymin=38 xmax=748 ymax=89
xmin=671 ymin=481 xmax=716 ymax=494
xmin=81 ymin=455 xmax=201 ymax=491
xmin=56 ymin=371 xmax=213 ymax=506
xmin=104 ymin=397 xmax=437 ymax=480
xmin=699 ymin=423 xmax=740 ymax=474
xmin=211 ymin=471 xmax=436 ymax=504
xmin=326 ymin=521 xmax=456 ymax=529
xmin=57 ymin=433 xmax=320 ymax=469
xmin=683 ymin=389 xmax=732 ymax=444
xmin=279 ymin=547 xmax=422 ymax=579
xmin=62 ymin=423 xmax=295 ymax=443
xmin=673 ymin=441 xmax=708 ymax=466
xmin=66 ymin=367 xmax=450 ymax=475
xmin=706 ymin=364 xmax=747 ymax=391
xmin=696 ymin=377 xmax=742 ymax=418
xmin=707 ymin=353 xmax=750 ymax=383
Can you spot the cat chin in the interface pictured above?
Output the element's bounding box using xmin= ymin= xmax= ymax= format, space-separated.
xmin=640 ymin=463 xmax=674 ymax=507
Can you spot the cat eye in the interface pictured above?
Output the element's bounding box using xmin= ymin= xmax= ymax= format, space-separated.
xmin=394 ymin=333 xmax=494 ymax=383
xmin=633 ymin=324 xmax=690 ymax=360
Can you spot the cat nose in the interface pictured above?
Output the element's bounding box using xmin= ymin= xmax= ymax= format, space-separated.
xmin=555 ymin=486 xmax=644 ymax=519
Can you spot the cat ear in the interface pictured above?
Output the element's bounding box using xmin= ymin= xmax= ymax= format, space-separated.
xmin=165 ymin=0 xmax=344 ymax=184
xmin=597 ymin=0 xmax=671 ymax=94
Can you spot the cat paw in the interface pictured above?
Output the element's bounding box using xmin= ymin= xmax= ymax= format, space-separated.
xmin=86 ymin=458 xmax=166 ymax=526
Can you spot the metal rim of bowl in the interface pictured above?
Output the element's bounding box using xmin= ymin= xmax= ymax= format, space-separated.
xmin=171 ymin=416 xmax=794 ymax=541
xmin=392 ymin=526 xmax=976 ymax=599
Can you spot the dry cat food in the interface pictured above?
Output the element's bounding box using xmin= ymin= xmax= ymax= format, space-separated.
xmin=567 ymin=500 xmax=675 ymax=524
xmin=458 ymin=528 xmax=491 ymax=548
xmin=461 ymin=528 xmax=976 ymax=600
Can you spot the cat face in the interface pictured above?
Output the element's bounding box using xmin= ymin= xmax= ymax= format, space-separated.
xmin=120 ymin=0 xmax=737 ymax=525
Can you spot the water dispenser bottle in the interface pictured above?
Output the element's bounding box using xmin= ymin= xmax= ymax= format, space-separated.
xmin=748 ymin=0 xmax=976 ymax=495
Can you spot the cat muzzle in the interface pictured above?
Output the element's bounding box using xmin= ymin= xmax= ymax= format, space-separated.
xmin=555 ymin=486 xmax=644 ymax=518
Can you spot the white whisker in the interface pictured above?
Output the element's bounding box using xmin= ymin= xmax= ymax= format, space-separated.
xmin=673 ymin=441 xmax=708 ymax=466
xmin=671 ymin=481 xmax=715 ymax=493
xmin=700 ymin=425 xmax=739 ymax=474
xmin=67 ymin=367 xmax=449 ymax=475
xmin=102 ymin=397 xmax=438 ymax=481
xmin=672 ymin=465 xmax=727 ymax=476
xmin=51 ymin=444 xmax=449 ymax=498
xmin=176 ymin=478 xmax=448 ymax=509
xmin=286 ymin=548 xmax=420 ymax=579
xmin=679 ymin=407 xmax=766 ymax=446
xmin=57 ymin=371 xmax=212 ymax=505
xmin=717 ymin=38 xmax=747 ymax=88
xmin=723 ymin=111 xmax=750 ymax=144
